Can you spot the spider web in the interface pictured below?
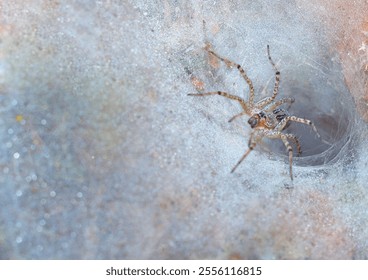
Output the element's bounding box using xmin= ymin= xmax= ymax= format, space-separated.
xmin=201 ymin=20 xmax=358 ymax=170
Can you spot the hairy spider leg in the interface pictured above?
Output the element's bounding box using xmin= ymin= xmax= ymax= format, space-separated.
xmin=231 ymin=129 xmax=299 ymax=180
xmin=230 ymin=132 xmax=257 ymax=173
xmin=266 ymin=97 xmax=295 ymax=112
xmin=230 ymin=149 xmax=253 ymax=173
xmin=188 ymin=91 xmax=248 ymax=112
xmin=275 ymin=116 xmax=321 ymax=138
xmin=230 ymin=96 xmax=294 ymax=124
xmin=228 ymin=111 xmax=248 ymax=123
xmin=253 ymin=47 xmax=284 ymax=110
xmin=267 ymin=45 xmax=281 ymax=102
xmin=263 ymin=130 xmax=295 ymax=180
xmin=205 ymin=48 xmax=256 ymax=105
xmin=281 ymin=134 xmax=294 ymax=181
xmin=284 ymin=133 xmax=302 ymax=155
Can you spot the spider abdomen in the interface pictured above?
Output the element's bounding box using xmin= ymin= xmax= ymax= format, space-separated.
xmin=272 ymin=108 xmax=290 ymax=130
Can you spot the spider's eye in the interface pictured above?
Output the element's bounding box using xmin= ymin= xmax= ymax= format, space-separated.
xmin=248 ymin=116 xmax=258 ymax=128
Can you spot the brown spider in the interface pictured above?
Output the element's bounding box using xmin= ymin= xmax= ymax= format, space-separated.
xmin=189 ymin=45 xmax=322 ymax=180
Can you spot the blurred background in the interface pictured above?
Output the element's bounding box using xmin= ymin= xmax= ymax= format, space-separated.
xmin=1 ymin=0 xmax=368 ymax=259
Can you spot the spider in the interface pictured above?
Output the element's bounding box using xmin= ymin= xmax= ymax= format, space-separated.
xmin=188 ymin=44 xmax=322 ymax=180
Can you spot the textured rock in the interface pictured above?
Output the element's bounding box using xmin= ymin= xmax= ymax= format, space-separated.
xmin=0 ymin=0 xmax=367 ymax=259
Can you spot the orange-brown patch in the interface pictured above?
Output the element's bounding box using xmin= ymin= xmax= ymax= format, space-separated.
xmin=190 ymin=76 xmax=205 ymax=91
xmin=362 ymin=21 xmax=368 ymax=31
xmin=228 ymin=252 xmax=243 ymax=260
xmin=205 ymin=43 xmax=220 ymax=69
xmin=257 ymin=118 xmax=267 ymax=128
xmin=210 ymin=23 xmax=221 ymax=35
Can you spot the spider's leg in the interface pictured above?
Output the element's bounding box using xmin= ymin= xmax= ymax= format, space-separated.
xmin=285 ymin=133 xmax=302 ymax=156
xmin=275 ymin=116 xmax=321 ymax=138
xmin=281 ymin=134 xmax=294 ymax=181
xmin=266 ymin=97 xmax=295 ymax=112
xmin=254 ymin=97 xmax=274 ymax=109
xmin=205 ymin=47 xmax=255 ymax=105
xmin=264 ymin=131 xmax=294 ymax=180
xmin=267 ymin=45 xmax=281 ymax=102
xmin=228 ymin=111 xmax=248 ymax=123
xmin=230 ymin=131 xmax=257 ymax=173
xmin=230 ymin=149 xmax=252 ymax=173
xmin=188 ymin=91 xmax=248 ymax=112
xmin=253 ymin=49 xmax=284 ymax=110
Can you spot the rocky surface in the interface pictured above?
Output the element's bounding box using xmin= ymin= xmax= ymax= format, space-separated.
xmin=0 ymin=0 xmax=367 ymax=259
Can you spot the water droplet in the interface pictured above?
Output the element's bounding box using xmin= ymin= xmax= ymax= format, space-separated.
xmin=13 ymin=152 xmax=20 ymax=159
xmin=50 ymin=191 xmax=56 ymax=197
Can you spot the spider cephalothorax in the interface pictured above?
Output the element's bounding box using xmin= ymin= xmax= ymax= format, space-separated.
xmin=189 ymin=44 xmax=322 ymax=180
xmin=248 ymin=113 xmax=263 ymax=128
